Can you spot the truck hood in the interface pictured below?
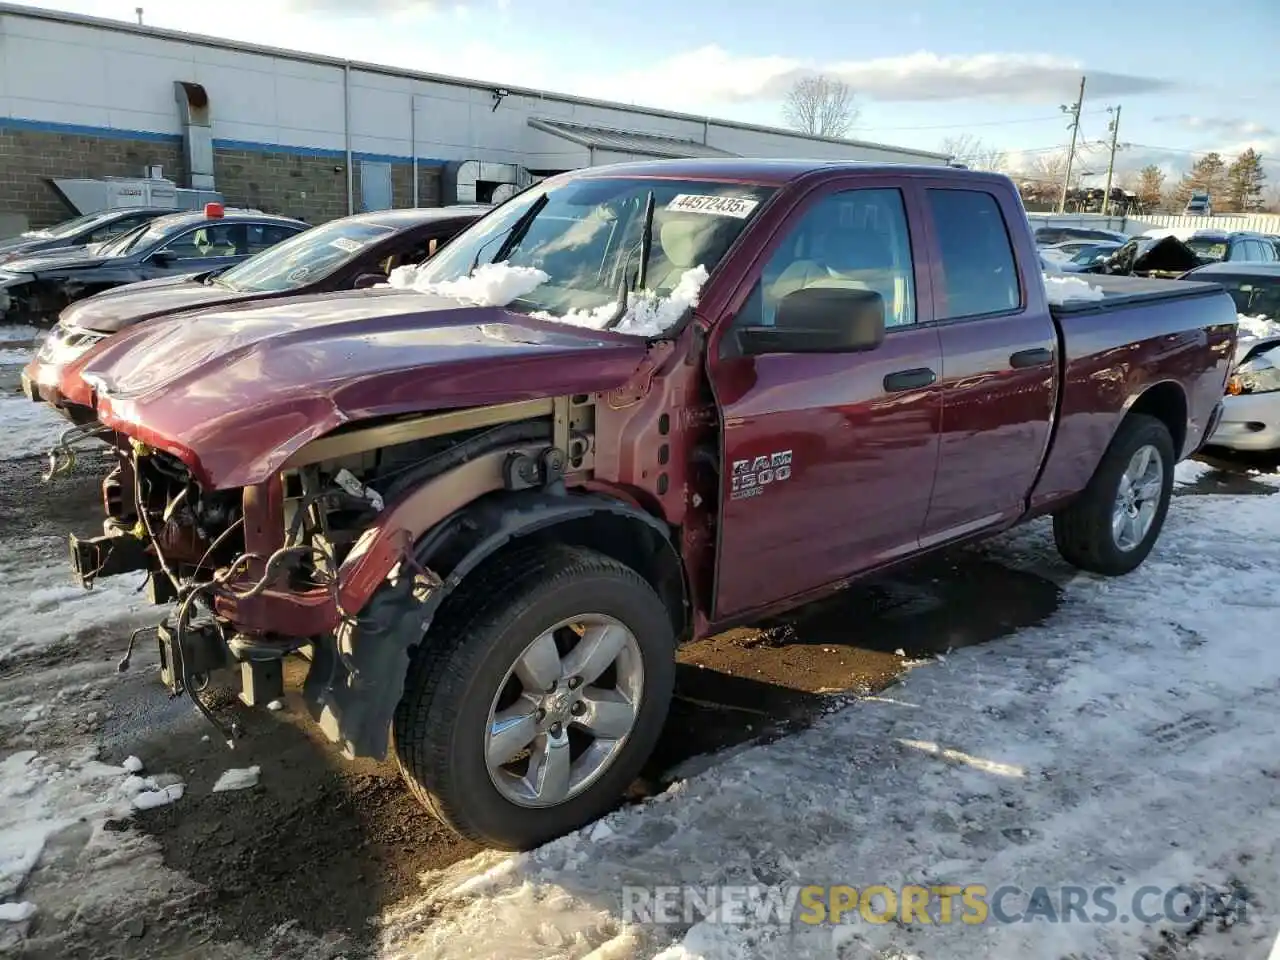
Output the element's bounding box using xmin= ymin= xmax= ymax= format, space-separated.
xmin=62 ymin=275 xmax=241 ymax=333
xmin=74 ymin=288 xmax=649 ymax=490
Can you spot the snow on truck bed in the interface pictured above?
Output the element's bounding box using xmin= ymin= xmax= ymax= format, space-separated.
xmin=384 ymin=493 xmax=1280 ymax=960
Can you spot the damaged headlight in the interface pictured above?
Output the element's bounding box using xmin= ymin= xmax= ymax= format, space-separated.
xmin=1228 ymin=350 xmax=1280 ymax=396
xmin=37 ymin=323 xmax=105 ymax=362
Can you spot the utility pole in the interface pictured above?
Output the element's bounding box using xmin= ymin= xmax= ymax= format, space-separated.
xmin=1057 ymin=75 xmax=1086 ymax=214
xmin=1101 ymin=105 xmax=1121 ymax=217
xmin=135 ymin=7 xmax=144 ymax=25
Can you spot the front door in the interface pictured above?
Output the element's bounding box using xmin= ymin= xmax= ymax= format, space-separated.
xmin=917 ymin=184 xmax=1057 ymax=544
xmin=144 ymin=223 xmax=249 ymax=278
xmin=707 ymin=182 xmax=943 ymax=621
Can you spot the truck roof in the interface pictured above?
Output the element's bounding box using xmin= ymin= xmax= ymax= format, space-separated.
xmin=568 ymin=157 xmax=1002 ymax=188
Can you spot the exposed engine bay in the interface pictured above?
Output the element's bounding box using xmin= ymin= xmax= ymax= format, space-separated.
xmin=53 ymin=397 xmax=597 ymax=748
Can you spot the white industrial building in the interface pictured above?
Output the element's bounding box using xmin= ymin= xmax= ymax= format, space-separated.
xmin=0 ymin=2 xmax=949 ymax=227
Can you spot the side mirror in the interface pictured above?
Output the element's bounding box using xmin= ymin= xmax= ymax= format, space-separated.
xmin=352 ymin=272 xmax=387 ymax=289
xmin=150 ymin=250 xmax=177 ymax=266
xmin=738 ymin=286 xmax=887 ymax=356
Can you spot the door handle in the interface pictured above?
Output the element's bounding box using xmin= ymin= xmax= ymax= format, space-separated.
xmin=883 ymin=367 xmax=936 ymax=392
xmin=1010 ymin=347 xmax=1053 ymax=369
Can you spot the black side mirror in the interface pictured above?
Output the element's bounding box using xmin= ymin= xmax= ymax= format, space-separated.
xmin=738 ymin=286 xmax=887 ymax=356
xmin=352 ymin=272 xmax=387 ymax=289
xmin=150 ymin=250 xmax=176 ymax=266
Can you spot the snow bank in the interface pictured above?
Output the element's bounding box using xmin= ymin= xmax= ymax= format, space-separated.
xmin=0 ymin=748 xmax=181 ymax=908
xmin=533 ymin=266 xmax=709 ymax=337
xmin=386 ymin=494 xmax=1280 ymax=960
xmin=0 ymin=398 xmax=73 ymax=463
xmin=1043 ymin=274 xmax=1106 ymax=305
xmin=0 ymin=325 xmax=41 ymax=343
xmin=0 ymin=541 xmax=152 ymax=663
xmin=0 ymin=348 xmax=31 ymax=365
xmin=387 ymin=261 xmax=549 ymax=307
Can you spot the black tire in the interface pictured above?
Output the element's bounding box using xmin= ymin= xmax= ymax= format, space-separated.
xmin=1053 ymin=413 xmax=1175 ymax=576
xmin=391 ymin=542 xmax=676 ymax=849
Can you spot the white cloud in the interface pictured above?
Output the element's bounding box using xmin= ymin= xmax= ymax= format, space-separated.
xmin=594 ymin=47 xmax=1170 ymax=109
xmin=1155 ymin=115 xmax=1274 ymax=138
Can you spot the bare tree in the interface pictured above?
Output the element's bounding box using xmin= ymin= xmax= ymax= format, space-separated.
xmin=782 ymin=75 xmax=858 ymax=139
xmin=939 ymin=134 xmax=1008 ymax=172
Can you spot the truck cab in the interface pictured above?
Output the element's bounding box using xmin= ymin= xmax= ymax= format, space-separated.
xmin=56 ymin=160 xmax=1237 ymax=851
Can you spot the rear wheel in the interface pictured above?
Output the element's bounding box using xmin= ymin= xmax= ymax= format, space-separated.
xmin=392 ymin=543 xmax=676 ymax=849
xmin=1053 ymin=413 xmax=1175 ymax=576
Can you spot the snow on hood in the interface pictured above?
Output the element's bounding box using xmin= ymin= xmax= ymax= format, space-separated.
xmin=1043 ymin=274 xmax=1105 ymax=305
xmin=386 ymin=261 xmax=550 ymax=307
xmin=532 ymin=266 xmax=709 ymax=337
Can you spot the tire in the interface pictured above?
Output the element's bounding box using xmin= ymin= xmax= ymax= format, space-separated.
xmin=391 ymin=542 xmax=676 ymax=850
xmin=1053 ymin=413 xmax=1175 ymax=576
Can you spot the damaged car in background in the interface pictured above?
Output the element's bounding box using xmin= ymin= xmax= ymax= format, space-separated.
xmin=0 ymin=207 xmax=171 ymax=264
xmin=51 ymin=160 xmax=1237 ymax=850
xmin=22 ymin=205 xmax=487 ymax=422
xmin=0 ymin=204 xmax=307 ymax=325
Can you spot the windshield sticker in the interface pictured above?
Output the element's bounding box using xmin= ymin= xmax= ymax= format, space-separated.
xmin=666 ymin=194 xmax=760 ymax=219
xmin=287 ymin=267 xmax=311 ymax=283
xmin=330 ymin=237 xmax=365 ymax=254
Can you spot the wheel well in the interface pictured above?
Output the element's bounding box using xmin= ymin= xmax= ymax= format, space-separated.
xmin=1127 ymin=381 xmax=1188 ymax=457
xmin=520 ymin=514 xmax=689 ymax=640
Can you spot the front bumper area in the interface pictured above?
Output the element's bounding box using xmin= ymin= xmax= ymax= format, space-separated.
xmin=1206 ymin=392 xmax=1280 ymax=453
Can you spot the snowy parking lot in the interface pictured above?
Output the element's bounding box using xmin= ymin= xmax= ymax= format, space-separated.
xmin=1 ymin=329 xmax=1279 ymax=959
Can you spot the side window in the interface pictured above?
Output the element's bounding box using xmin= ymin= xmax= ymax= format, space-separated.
xmin=158 ymin=223 xmax=247 ymax=260
xmin=733 ymin=188 xmax=916 ymax=333
xmin=926 ymin=189 xmax=1021 ymax=320
xmin=246 ymin=223 xmax=301 ymax=254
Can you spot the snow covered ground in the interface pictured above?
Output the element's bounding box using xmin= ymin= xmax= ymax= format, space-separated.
xmin=382 ymin=493 xmax=1280 ymax=960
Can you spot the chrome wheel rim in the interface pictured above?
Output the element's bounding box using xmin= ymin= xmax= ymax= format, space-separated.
xmin=485 ymin=614 xmax=644 ymax=808
xmin=1112 ymin=444 xmax=1164 ymax=552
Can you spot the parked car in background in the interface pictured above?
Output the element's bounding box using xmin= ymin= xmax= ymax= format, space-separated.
xmin=60 ymin=159 xmax=1236 ymax=850
xmin=1177 ymin=229 xmax=1278 ymax=266
xmin=0 ymin=207 xmax=171 ymax=265
xmin=23 ymin=205 xmax=488 ymax=419
xmin=1034 ymin=225 xmax=1128 ymax=247
xmin=0 ymin=205 xmax=308 ymax=325
xmin=1042 ymin=240 xmax=1125 ymax=272
xmin=1180 ymin=261 xmax=1280 ymax=454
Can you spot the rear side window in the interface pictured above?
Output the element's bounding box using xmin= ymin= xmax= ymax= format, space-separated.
xmin=927 ymin=189 xmax=1021 ymax=320
xmin=247 ymin=223 xmax=302 ymax=253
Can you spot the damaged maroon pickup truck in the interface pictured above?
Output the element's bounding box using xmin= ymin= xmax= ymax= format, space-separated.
xmin=57 ymin=160 xmax=1237 ymax=849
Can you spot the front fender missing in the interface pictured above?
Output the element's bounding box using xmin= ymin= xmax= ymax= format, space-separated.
xmin=302 ymin=491 xmax=684 ymax=760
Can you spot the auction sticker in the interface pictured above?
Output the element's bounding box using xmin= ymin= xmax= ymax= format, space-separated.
xmin=330 ymin=237 xmax=365 ymax=253
xmin=666 ymin=194 xmax=760 ymax=218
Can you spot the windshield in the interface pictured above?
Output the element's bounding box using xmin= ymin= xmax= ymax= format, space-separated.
xmin=410 ymin=177 xmax=775 ymax=334
xmin=1186 ymin=237 xmax=1228 ymax=262
xmin=1071 ymin=244 xmax=1116 ymax=264
xmin=216 ymin=220 xmax=395 ymax=293
xmin=1211 ymin=275 xmax=1280 ymax=321
xmin=97 ymin=217 xmax=186 ymax=257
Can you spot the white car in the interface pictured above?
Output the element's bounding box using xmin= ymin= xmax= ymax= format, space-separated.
xmin=1183 ymin=263 xmax=1280 ymax=453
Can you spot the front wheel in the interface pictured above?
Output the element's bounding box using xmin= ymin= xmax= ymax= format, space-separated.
xmin=1053 ymin=413 xmax=1175 ymax=576
xmin=392 ymin=543 xmax=676 ymax=849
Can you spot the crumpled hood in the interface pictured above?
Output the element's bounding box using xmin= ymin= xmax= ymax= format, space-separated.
xmin=1 ymin=246 xmax=106 ymax=275
xmin=62 ymin=275 xmax=236 ymax=333
xmin=74 ymin=288 xmax=648 ymax=490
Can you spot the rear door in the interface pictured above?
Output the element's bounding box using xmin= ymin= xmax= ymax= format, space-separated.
xmin=707 ymin=178 xmax=943 ymax=620
xmin=917 ymin=183 xmax=1058 ymax=544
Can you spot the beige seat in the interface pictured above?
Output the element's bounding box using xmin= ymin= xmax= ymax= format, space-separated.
xmin=649 ymin=218 xmax=717 ymax=291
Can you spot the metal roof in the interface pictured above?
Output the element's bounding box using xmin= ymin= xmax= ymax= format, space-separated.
xmin=527 ymin=118 xmax=737 ymax=161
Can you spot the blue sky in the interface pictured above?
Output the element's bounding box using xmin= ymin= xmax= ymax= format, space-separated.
xmin=16 ymin=0 xmax=1280 ymax=187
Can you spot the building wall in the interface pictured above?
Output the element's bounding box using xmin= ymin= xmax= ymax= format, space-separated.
xmin=0 ymin=5 xmax=946 ymax=226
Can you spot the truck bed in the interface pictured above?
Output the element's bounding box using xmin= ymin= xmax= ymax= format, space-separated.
xmin=1049 ymin=274 xmax=1228 ymax=316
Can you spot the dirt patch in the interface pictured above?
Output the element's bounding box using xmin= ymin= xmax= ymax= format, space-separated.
xmin=0 ymin=448 xmax=112 ymax=541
